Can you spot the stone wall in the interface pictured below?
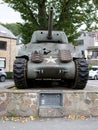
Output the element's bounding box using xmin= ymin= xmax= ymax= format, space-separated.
xmin=0 ymin=90 xmax=98 ymax=117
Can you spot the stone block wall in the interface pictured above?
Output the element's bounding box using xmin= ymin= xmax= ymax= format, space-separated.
xmin=0 ymin=90 xmax=98 ymax=117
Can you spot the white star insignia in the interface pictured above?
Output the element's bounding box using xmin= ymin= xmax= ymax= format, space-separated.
xmin=45 ymin=56 xmax=57 ymax=63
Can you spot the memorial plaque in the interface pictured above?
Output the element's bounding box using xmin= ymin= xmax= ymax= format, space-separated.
xmin=39 ymin=93 xmax=62 ymax=107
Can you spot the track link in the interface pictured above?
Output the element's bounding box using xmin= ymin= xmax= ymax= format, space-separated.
xmin=13 ymin=58 xmax=28 ymax=89
xmin=73 ymin=58 xmax=89 ymax=89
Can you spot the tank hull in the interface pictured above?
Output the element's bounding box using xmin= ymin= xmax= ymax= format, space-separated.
xmin=27 ymin=61 xmax=75 ymax=80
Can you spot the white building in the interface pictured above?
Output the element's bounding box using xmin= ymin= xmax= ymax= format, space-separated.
xmin=76 ymin=30 xmax=98 ymax=60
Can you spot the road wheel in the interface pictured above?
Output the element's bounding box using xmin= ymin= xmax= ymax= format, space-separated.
xmin=0 ymin=76 xmax=6 ymax=82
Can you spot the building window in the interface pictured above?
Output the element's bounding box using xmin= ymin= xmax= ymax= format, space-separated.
xmin=0 ymin=58 xmax=6 ymax=68
xmin=92 ymin=51 xmax=98 ymax=58
xmin=0 ymin=41 xmax=7 ymax=50
xmin=76 ymin=40 xmax=84 ymax=45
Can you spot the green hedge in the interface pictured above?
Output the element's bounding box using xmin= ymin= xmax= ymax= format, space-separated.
xmin=6 ymin=72 xmax=13 ymax=79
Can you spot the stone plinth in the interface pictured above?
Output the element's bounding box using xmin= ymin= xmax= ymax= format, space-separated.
xmin=0 ymin=89 xmax=98 ymax=117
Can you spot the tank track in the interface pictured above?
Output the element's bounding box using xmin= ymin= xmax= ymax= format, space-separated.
xmin=73 ymin=58 xmax=89 ymax=89
xmin=13 ymin=58 xmax=28 ymax=89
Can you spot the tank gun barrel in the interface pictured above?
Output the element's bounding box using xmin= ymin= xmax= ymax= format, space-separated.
xmin=47 ymin=7 xmax=53 ymax=39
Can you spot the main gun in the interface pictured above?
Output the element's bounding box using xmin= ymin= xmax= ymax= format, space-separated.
xmin=47 ymin=7 xmax=53 ymax=39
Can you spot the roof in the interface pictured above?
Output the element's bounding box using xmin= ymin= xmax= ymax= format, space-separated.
xmin=0 ymin=25 xmax=16 ymax=39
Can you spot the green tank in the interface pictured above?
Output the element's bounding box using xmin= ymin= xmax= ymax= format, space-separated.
xmin=13 ymin=7 xmax=88 ymax=89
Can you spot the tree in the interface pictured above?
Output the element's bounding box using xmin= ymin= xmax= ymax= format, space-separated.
xmin=94 ymin=0 xmax=98 ymax=8
xmin=2 ymin=0 xmax=98 ymax=44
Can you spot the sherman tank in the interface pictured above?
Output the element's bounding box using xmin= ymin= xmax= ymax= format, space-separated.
xmin=13 ymin=7 xmax=88 ymax=89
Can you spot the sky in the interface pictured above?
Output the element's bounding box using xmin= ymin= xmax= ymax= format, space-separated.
xmin=0 ymin=0 xmax=23 ymax=23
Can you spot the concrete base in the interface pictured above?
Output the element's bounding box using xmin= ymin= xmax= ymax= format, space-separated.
xmin=0 ymin=89 xmax=98 ymax=117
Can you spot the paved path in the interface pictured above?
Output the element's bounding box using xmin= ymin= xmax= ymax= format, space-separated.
xmin=0 ymin=79 xmax=98 ymax=91
xmin=0 ymin=118 xmax=98 ymax=130
xmin=0 ymin=79 xmax=14 ymax=89
xmin=85 ymin=80 xmax=98 ymax=91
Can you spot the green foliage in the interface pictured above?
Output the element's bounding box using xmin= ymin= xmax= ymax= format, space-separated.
xmin=2 ymin=0 xmax=98 ymax=44
xmin=6 ymin=72 xmax=13 ymax=79
xmin=19 ymin=22 xmax=38 ymax=44
xmin=88 ymin=64 xmax=92 ymax=70
xmin=94 ymin=0 xmax=98 ymax=8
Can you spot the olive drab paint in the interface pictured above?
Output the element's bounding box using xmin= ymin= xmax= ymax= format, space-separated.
xmin=13 ymin=7 xmax=88 ymax=89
